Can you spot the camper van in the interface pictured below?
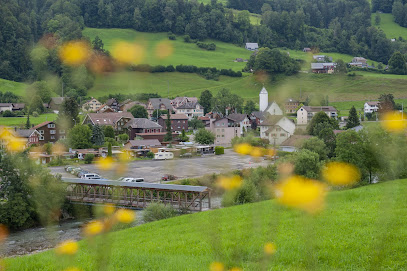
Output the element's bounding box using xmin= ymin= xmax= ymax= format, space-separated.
xmin=154 ymin=149 xmax=174 ymax=160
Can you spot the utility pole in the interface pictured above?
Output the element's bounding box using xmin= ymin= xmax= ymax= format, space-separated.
xmin=62 ymin=82 xmax=64 ymax=97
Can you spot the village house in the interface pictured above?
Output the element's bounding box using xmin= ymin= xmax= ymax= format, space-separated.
xmin=82 ymin=112 xmax=133 ymax=132
xmin=147 ymin=98 xmax=173 ymax=118
xmin=124 ymin=118 xmax=163 ymax=140
xmin=48 ymin=97 xmax=65 ymax=111
xmin=303 ymin=47 xmax=312 ymax=53
xmin=226 ymin=113 xmax=251 ymax=135
xmin=245 ymin=43 xmax=259 ymax=51
xmin=349 ymin=57 xmax=367 ymax=68
xmin=364 ymin=101 xmax=379 ymax=114
xmin=297 ymin=106 xmax=338 ymax=125
xmin=211 ymin=117 xmax=240 ymax=146
xmin=279 ymin=135 xmax=312 ymax=152
xmin=311 ymin=63 xmax=337 ymax=74
xmin=158 ymin=114 xmax=189 ymax=133
xmin=0 ymin=103 xmax=13 ymax=113
xmin=105 ymin=98 xmax=120 ymax=112
xmin=284 ymin=98 xmax=300 ymax=114
xmin=32 ymin=121 xmax=63 ymax=144
xmin=174 ymin=101 xmax=204 ymax=119
xmin=250 ymin=111 xmax=264 ymax=126
xmin=171 ymin=97 xmax=198 ymax=108
xmin=95 ymin=104 xmax=114 ymax=113
xmin=16 ymin=129 xmax=40 ymax=146
xmin=82 ymin=98 xmax=102 ymax=112
xmin=198 ymin=116 xmax=211 ymax=127
xmin=12 ymin=103 xmax=25 ymax=112
xmin=259 ymin=115 xmax=296 ymax=145
xmin=313 ymin=55 xmax=333 ymax=62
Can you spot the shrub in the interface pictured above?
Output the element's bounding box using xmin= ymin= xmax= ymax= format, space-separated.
xmin=184 ymin=35 xmax=191 ymax=43
xmin=146 ymin=152 xmax=154 ymax=158
xmin=215 ymin=146 xmax=224 ymax=155
xmin=196 ymin=42 xmax=216 ymax=51
xmin=2 ymin=110 xmax=15 ymax=117
xmin=166 ymin=65 xmax=175 ymax=72
xmin=84 ymin=154 xmax=95 ymax=164
xmin=222 ymin=180 xmax=257 ymax=207
xmin=168 ymin=34 xmax=176 ymax=40
xmin=143 ymin=203 xmax=178 ymax=222
xmin=151 ymin=65 xmax=166 ymax=73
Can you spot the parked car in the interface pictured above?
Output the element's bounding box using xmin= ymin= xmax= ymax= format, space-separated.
xmin=117 ymin=177 xmax=144 ymax=183
xmin=161 ymin=174 xmax=176 ymax=181
xmin=78 ymin=171 xmax=90 ymax=178
xmin=81 ymin=173 xmax=102 ymax=180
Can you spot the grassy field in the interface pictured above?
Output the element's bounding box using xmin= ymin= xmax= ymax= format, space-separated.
xmin=83 ymin=28 xmax=252 ymax=71
xmin=7 ymin=179 xmax=407 ymax=270
xmin=372 ymin=13 xmax=407 ymax=40
xmin=0 ymin=78 xmax=27 ymax=96
xmin=0 ymin=113 xmax=57 ymax=127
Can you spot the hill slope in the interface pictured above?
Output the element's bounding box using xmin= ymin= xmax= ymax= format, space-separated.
xmin=7 ymin=179 xmax=407 ymax=270
xmin=372 ymin=13 xmax=407 ymax=40
xmin=0 ymin=78 xmax=27 ymax=96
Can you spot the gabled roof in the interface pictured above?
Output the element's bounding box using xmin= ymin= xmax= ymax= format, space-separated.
xmin=246 ymin=43 xmax=259 ymax=48
xmin=50 ymin=97 xmax=65 ymax=105
xmin=12 ymin=103 xmax=25 ymax=110
xmin=124 ymin=118 xmax=163 ymax=129
xmin=176 ymin=101 xmax=201 ymax=109
xmin=106 ymin=98 xmax=118 ymax=106
xmin=258 ymin=115 xmax=284 ymax=126
xmin=311 ymin=63 xmax=336 ymax=69
xmin=198 ymin=116 xmax=210 ymax=121
xmin=227 ymin=113 xmax=249 ymax=122
xmin=85 ymin=112 xmax=133 ymax=125
xmin=171 ymin=97 xmax=198 ymax=106
xmin=16 ymin=129 xmax=38 ymax=138
xmin=251 ymin=111 xmax=264 ymax=120
xmin=0 ymin=103 xmax=13 ymax=107
xmin=160 ymin=114 xmax=189 ymax=120
xmin=302 ymin=106 xmax=337 ymax=112
xmin=366 ymin=101 xmax=379 ymax=106
xmin=32 ymin=121 xmax=53 ymax=129
xmin=149 ymin=98 xmax=172 ymax=110
xmin=126 ymin=139 xmax=161 ymax=147
xmin=280 ymin=135 xmax=312 ymax=147
xmin=259 ymin=87 xmax=268 ymax=94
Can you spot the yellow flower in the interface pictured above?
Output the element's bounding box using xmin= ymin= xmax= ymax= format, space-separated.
xmin=264 ymin=242 xmax=276 ymax=255
xmin=63 ymin=268 xmax=82 ymax=271
xmin=115 ymin=209 xmax=136 ymax=224
xmin=119 ymin=151 xmax=132 ymax=162
xmin=210 ymin=262 xmax=224 ymax=271
xmin=55 ymin=240 xmax=79 ymax=255
xmin=216 ymin=175 xmax=243 ymax=190
xmin=322 ymin=162 xmax=361 ymax=186
xmin=112 ymin=41 xmax=144 ymax=65
xmin=59 ymin=41 xmax=90 ymax=66
xmin=274 ymin=175 xmax=327 ymax=214
xmin=234 ymin=143 xmax=252 ymax=155
xmin=381 ymin=111 xmax=407 ymax=132
xmin=96 ymin=156 xmax=115 ymax=171
xmin=5 ymin=137 xmax=26 ymax=152
xmin=155 ymin=40 xmax=174 ymax=59
xmin=250 ymin=147 xmax=264 ymax=157
xmin=83 ymin=220 xmax=104 ymax=236
xmin=103 ymin=204 xmax=116 ymax=215
xmin=267 ymin=148 xmax=276 ymax=157
xmin=229 ymin=268 xmax=242 ymax=271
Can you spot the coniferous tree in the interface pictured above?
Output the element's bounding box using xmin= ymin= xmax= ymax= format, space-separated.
xmin=164 ymin=110 xmax=173 ymax=142
xmin=25 ymin=114 xmax=30 ymax=129
xmin=91 ymin=124 xmax=105 ymax=146
xmin=346 ymin=106 xmax=360 ymax=129
xmin=107 ymin=142 xmax=112 ymax=157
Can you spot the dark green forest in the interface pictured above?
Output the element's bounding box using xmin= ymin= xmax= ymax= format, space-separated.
xmin=1 ymin=0 xmax=407 ymax=83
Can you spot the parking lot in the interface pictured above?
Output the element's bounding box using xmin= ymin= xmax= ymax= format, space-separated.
xmin=50 ymin=149 xmax=271 ymax=183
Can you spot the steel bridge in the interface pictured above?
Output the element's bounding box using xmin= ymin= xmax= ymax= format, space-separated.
xmin=62 ymin=178 xmax=211 ymax=212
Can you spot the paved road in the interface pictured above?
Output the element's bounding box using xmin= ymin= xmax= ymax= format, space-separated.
xmin=50 ymin=150 xmax=271 ymax=183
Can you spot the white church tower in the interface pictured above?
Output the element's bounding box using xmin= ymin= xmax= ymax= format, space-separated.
xmin=259 ymin=87 xmax=269 ymax=112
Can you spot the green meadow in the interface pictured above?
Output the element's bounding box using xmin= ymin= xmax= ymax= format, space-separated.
xmin=0 ymin=78 xmax=27 ymax=96
xmin=82 ymin=28 xmax=252 ymax=71
xmin=372 ymin=13 xmax=407 ymax=40
xmin=0 ymin=113 xmax=57 ymax=127
xmin=7 ymin=179 xmax=407 ymax=270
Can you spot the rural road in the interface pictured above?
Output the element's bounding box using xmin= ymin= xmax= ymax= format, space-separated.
xmin=49 ymin=150 xmax=271 ymax=183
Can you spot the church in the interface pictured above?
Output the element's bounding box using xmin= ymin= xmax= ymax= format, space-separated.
xmin=257 ymin=87 xmax=296 ymax=145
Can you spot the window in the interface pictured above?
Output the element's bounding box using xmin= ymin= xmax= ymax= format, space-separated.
xmin=48 ymin=124 xmax=55 ymax=128
xmin=50 ymin=130 xmax=56 ymax=134
xmin=60 ymin=135 xmax=66 ymax=139
xmin=39 ymin=136 xmax=44 ymax=141
xmin=222 ymin=135 xmax=224 ymax=137
xmin=280 ymin=133 xmax=285 ymax=137
xmin=51 ymin=136 xmax=55 ymax=139
xmin=222 ymin=129 xmax=224 ymax=132
xmin=59 ymin=130 xmax=65 ymax=134
xmin=39 ymin=130 xmax=44 ymax=134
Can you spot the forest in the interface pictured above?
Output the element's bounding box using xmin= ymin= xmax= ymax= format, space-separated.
xmin=0 ymin=0 xmax=406 ymax=84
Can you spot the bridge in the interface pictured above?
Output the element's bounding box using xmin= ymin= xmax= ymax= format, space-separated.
xmin=62 ymin=178 xmax=211 ymax=212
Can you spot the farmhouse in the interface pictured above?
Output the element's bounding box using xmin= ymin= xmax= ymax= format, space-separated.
xmin=174 ymin=101 xmax=204 ymax=119
xmin=245 ymin=43 xmax=259 ymax=51
xmin=32 ymin=121 xmax=63 ymax=144
xmin=147 ymin=98 xmax=173 ymax=118
xmin=124 ymin=118 xmax=163 ymax=140
xmin=259 ymin=115 xmax=296 ymax=145
xmin=311 ymin=63 xmax=337 ymax=74
xmin=284 ymin=98 xmax=300 ymax=114
xmin=82 ymin=112 xmax=133 ymax=132
xmin=82 ymin=98 xmax=102 ymax=112
xmin=364 ymin=101 xmax=379 ymax=113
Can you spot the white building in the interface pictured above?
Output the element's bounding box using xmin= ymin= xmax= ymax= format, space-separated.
xmin=82 ymin=98 xmax=102 ymax=112
xmin=259 ymin=115 xmax=296 ymax=145
xmin=364 ymin=102 xmax=379 ymax=114
xmin=174 ymin=102 xmax=204 ymax=120
xmin=245 ymin=43 xmax=259 ymax=51
xmin=297 ymin=106 xmax=338 ymax=125
xmin=259 ymin=87 xmax=268 ymax=112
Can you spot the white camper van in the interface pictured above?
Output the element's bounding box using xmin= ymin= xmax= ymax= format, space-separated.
xmin=154 ymin=148 xmax=174 ymax=160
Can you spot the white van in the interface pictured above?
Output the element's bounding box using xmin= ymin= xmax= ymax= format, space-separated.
xmin=117 ymin=177 xmax=144 ymax=183
xmin=81 ymin=173 xmax=102 ymax=180
xmin=154 ymin=149 xmax=174 ymax=160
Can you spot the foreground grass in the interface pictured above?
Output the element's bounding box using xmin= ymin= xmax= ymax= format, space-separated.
xmin=7 ymin=179 xmax=407 ymax=270
xmin=83 ymin=28 xmax=252 ymax=71
xmin=372 ymin=13 xmax=407 ymax=40
xmin=0 ymin=113 xmax=57 ymax=127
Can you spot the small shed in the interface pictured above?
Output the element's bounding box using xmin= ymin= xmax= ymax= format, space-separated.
xmin=245 ymin=43 xmax=259 ymax=51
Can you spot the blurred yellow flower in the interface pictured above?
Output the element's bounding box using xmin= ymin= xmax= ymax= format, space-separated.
xmin=59 ymin=41 xmax=90 ymax=66
xmin=83 ymin=220 xmax=104 ymax=236
xmin=112 ymin=41 xmax=144 ymax=65
xmin=381 ymin=111 xmax=407 ymax=132
xmin=274 ymin=175 xmax=327 ymax=214
xmin=234 ymin=143 xmax=252 ymax=155
xmin=52 ymin=143 xmax=66 ymax=156
xmin=5 ymin=138 xmax=26 ymax=152
xmin=55 ymin=240 xmax=79 ymax=255
xmin=116 ymin=163 xmax=128 ymax=175
xmin=210 ymin=262 xmax=224 ymax=271
xmin=322 ymin=162 xmax=361 ymax=186
xmin=0 ymin=224 xmax=8 ymax=242
xmin=115 ymin=209 xmax=136 ymax=224
xmin=267 ymin=148 xmax=276 ymax=157
xmin=229 ymin=268 xmax=242 ymax=271
xmin=119 ymin=151 xmax=132 ymax=162
xmin=264 ymin=242 xmax=276 ymax=255
xmin=96 ymin=156 xmax=115 ymax=171
xmin=250 ymin=147 xmax=264 ymax=157
xmin=216 ymin=175 xmax=243 ymax=190
xmin=277 ymin=162 xmax=294 ymax=176
xmin=155 ymin=40 xmax=174 ymax=59
xmin=103 ymin=204 xmax=116 ymax=215
xmin=63 ymin=268 xmax=81 ymax=271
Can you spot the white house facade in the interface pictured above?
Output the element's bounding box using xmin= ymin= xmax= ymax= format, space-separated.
xmin=364 ymin=102 xmax=379 ymax=114
xmin=297 ymin=106 xmax=338 ymax=125
xmin=259 ymin=116 xmax=296 ymax=145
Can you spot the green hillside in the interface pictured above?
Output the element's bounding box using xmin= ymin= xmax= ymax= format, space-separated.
xmin=0 ymin=78 xmax=27 ymax=96
xmin=7 ymin=179 xmax=407 ymax=270
xmin=82 ymin=28 xmax=252 ymax=71
xmin=0 ymin=113 xmax=57 ymax=127
xmin=372 ymin=13 xmax=407 ymax=40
